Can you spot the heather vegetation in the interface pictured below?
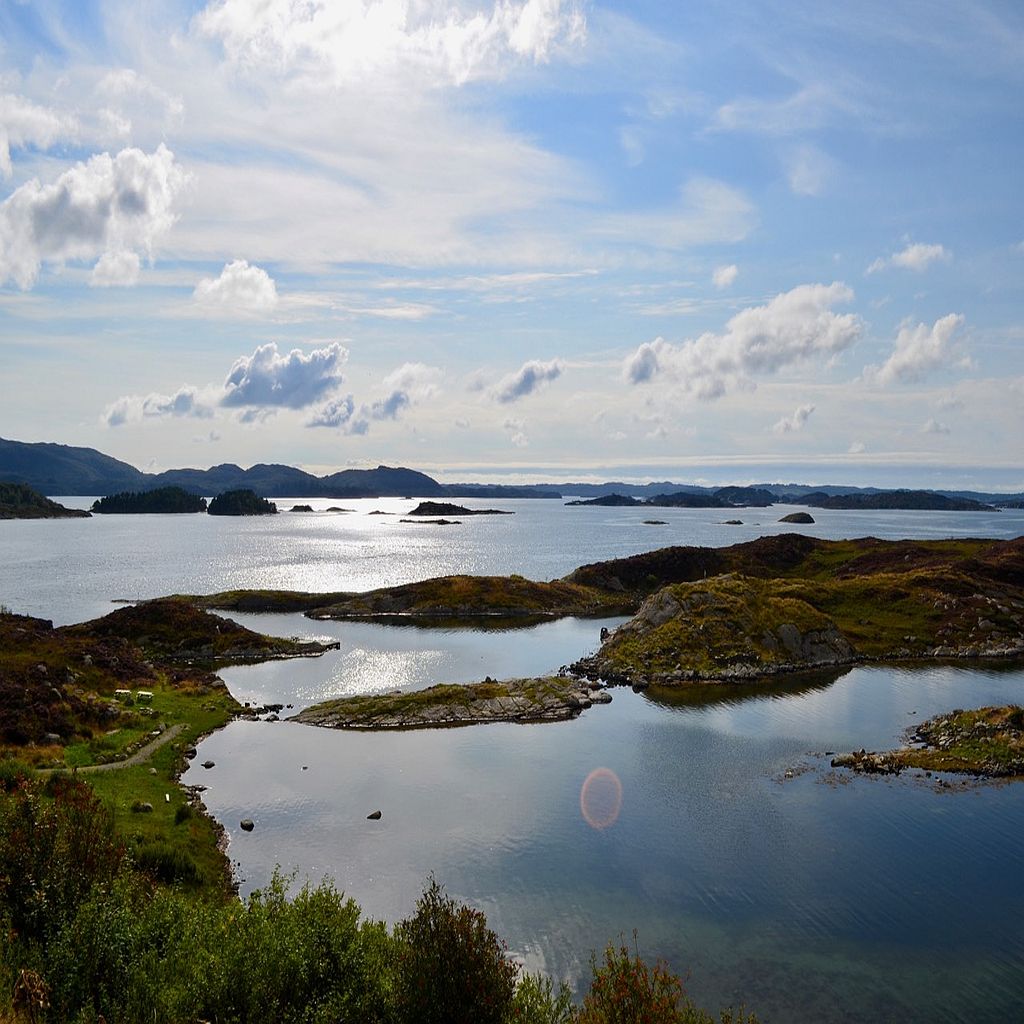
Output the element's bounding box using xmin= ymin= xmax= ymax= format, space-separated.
xmin=91 ymin=487 xmax=207 ymax=514
xmin=0 ymin=775 xmax=758 ymax=1024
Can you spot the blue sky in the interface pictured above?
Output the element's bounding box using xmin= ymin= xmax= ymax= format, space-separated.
xmin=1 ymin=0 xmax=1022 ymax=488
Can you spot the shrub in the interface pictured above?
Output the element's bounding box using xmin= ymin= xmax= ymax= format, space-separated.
xmin=577 ymin=937 xmax=759 ymax=1024
xmin=173 ymin=802 xmax=193 ymax=825
xmin=509 ymin=972 xmax=576 ymax=1024
xmin=394 ymin=877 xmax=518 ymax=1024
xmin=0 ymin=776 xmax=126 ymax=944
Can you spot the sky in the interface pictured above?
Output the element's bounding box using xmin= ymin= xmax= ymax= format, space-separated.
xmin=1 ymin=0 xmax=1023 ymax=489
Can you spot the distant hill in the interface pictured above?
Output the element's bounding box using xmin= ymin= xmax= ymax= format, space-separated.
xmin=0 ymin=482 xmax=91 ymax=519
xmin=2 ymin=436 xmax=1022 ymax=508
xmin=0 ymin=438 xmax=145 ymax=494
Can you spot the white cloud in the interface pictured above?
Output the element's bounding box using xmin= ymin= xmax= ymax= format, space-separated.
xmin=93 ymin=69 xmax=184 ymax=144
xmin=785 ymin=144 xmax=834 ymax=197
xmin=194 ymin=259 xmax=279 ymax=312
xmin=0 ymin=144 xmax=189 ymax=289
xmin=867 ymin=242 xmax=951 ymax=274
xmin=307 ymin=395 xmax=364 ymax=431
xmin=221 ymin=341 xmax=347 ymax=408
xmin=712 ymin=264 xmax=738 ymax=289
xmin=103 ymin=386 xmax=212 ymax=427
xmin=0 ymin=94 xmax=72 ymax=179
xmin=772 ymin=403 xmax=816 ymax=434
xmin=599 ymin=177 xmax=754 ymax=249
xmin=503 ymin=417 xmax=529 ymax=446
xmin=197 ymin=0 xmax=586 ymax=87
xmin=869 ymin=313 xmax=965 ymax=385
xmin=848 ymin=440 xmax=866 ymax=454
xmin=624 ymin=282 xmax=862 ymax=400
xmin=89 ymin=249 xmax=141 ymax=287
xmin=922 ymin=418 xmax=951 ymax=435
xmin=492 ymin=358 xmax=564 ymax=402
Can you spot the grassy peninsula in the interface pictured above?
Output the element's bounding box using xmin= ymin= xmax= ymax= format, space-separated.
xmin=0 ymin=598 xmax=336 ymax=894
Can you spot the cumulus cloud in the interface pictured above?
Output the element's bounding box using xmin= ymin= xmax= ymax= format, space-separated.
xmin=867 ymin=242 xmax=950 ymax=274
xmin=868 ymin=313 xmax=965 ymax=385
xmin=0 ymin=144 xmax=188 ymax=289
xmin=624 ymin=339 xmax=665 ymax=385
xmin=848 ymin=440 xmax=866 ymax=454
xmin=197 ymin=0 xmax=586 ymax=87
xmin=921 ymin=418 xmax=951 ymax=435
xmin=194 ymin=259 xmax=279 ymax=312
xmin=712 ymin=264 xmax=738 ymax=289
xmin=89 ymin=249 xmax=141 ymax=287
xmin=307 ymin=395 xmax=358 ymax=429
xmin=221 ymin=341 xmax=347 ymax=408
xmin=623 ymin=282 xmax=861 ymax=400
xmin=0 ymin=94 xmax=72 ymax=179
xmin=772 ymin=403 xmax=816 ymax=434
xmin=104 ymin=386 xmax=212 ymax=427
xmin=308 ymin=362 xmax=440 ymax=432
xmin=492 ymin=358 xmax=563 ymax=403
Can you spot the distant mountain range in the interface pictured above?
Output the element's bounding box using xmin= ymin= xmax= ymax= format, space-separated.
xmin=1 ymin=436 xmax=1022 ymax=507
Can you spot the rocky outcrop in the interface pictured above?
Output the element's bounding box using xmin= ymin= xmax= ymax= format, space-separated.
xmin=290 ymin=676 xmax=612 ymax=730
xmin=573 ymin=575 xmax=856 ymax=686
xmin=778 ymin=512 xmax=814 ymax=524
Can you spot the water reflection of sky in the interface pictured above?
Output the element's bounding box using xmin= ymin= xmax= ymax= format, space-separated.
xmin=187 ymin=660 xmax=1024 ymax=1023
xmin=219 ymin=613 xmax=626 ymax=709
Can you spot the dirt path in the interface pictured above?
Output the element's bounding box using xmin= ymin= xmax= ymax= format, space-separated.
xmin=41 ymin=723 xmax=185 ymax=775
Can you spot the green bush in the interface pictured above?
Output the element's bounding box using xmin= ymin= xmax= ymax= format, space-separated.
xmin=394 ymin=877 xmax=519 ymax=1024
xmin=576 ymin=937 xmax=759 ymax=1024
xmin=509 ymin=972 xmax=576 ymax=1024
xmin=0 ymin=776 xmax=126 ymax=945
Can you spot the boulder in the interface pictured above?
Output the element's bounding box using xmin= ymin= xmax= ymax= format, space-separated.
xmin=367 ymin=810 xmax=382 ymax=820
xmin=240 ymin=819 xmax=255 ymax=832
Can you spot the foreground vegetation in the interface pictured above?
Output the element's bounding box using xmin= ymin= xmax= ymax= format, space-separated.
xmin=0 ymin=773 xmax=757 ymax=1024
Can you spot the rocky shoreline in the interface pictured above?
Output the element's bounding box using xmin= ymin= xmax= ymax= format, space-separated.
xmin=831 ymin=705 xmax=1024 ymax=778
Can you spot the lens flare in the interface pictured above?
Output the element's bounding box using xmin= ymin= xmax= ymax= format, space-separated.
xmin=579 ymin=767 xmax=623 ymax=830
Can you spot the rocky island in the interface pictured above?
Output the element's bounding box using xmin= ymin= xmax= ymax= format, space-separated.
xmin=405 ymin=501 xmax=513 ymax=516
xmin=290 ymin=676 xmax=612 ymax=730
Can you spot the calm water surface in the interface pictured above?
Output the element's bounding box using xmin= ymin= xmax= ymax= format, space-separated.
xmin=3 ymin=499 xmax=1024 ymax=1022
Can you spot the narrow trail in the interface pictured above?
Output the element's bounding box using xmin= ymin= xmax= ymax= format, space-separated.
xmin=40 ymin=723 xmax=185 ymax=775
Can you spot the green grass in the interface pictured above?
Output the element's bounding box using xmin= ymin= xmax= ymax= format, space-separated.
xmin=83 ymin=683 xmax=239 ymax=894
